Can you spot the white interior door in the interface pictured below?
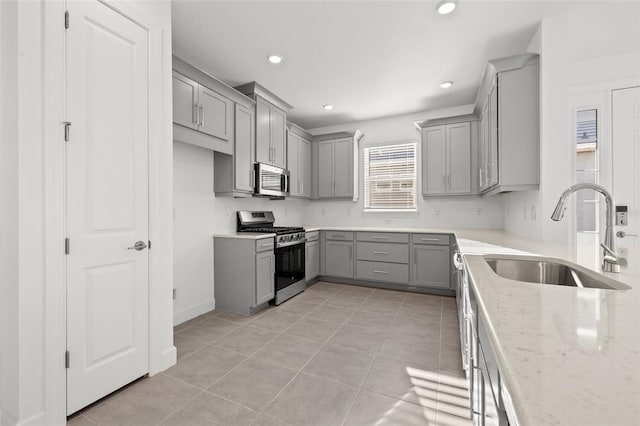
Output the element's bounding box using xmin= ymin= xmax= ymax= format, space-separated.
xmin=66 ymin=0 xmax=150 ymax=414
xmin=612 ymin=87 xmax=640 ymax=276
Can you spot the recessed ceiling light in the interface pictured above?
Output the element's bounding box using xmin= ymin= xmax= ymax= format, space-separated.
xmin=323 ymin=104 xmax=334 ymax=111
xmin=440 ymin=81 xmax=454 ymax=89
xmin=436 ymin=0 xmax=457 ymax=15
xmin=268 ymin=55 xmax=283 ymax=64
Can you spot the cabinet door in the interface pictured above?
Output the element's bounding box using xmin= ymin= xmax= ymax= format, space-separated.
xmin=324 ymin=240 xmax=354 ymax=278
xmin=234 ymin=104 xmax=255 ymax=192
xmin=488 ymin=78 xmax=499 ymax=187
xmin=255 ymin=97 xmax=271 ymax=164
xmin=305 ymin=240 xmax=320 ymax=281
xmin=333 ymin=137 xmax=353 ymax=197
xmin=317 ymin=140 xmax=334 ymax=198
xmin=411 ymin=245 xmax=451 ymax=288
xmin=197 ymin=85 xmax=233 ymax=141
xmin=422 ymin=126 xmax=447 ymax=195
xmin=270 ymin=106 xmax=287 ymax=168
xmin=447 ymin=122 xmax=471 ymax=194
xmin=287 ymin=132 xmax=300 ymax=196
xmin=300 ymin=138 xmax=311 ymax=198
xmin=255 ymin=251 xmax=275 ymax=306
xmin=172 ymin=71 xmax=198 ymax=130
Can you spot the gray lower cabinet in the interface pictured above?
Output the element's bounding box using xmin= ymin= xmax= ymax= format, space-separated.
xmin=214 ymin=236 xmax=274 ymax=314
xmin=305 ymin=237 xmax=320 ymax=282
xmin=324 ymin=239 xmax=354 ymax=278
xmin=255 ymin=250 xmax=275 ymax=305
xmin=411 ymin=244 xmax=451 ymax=289
xmin=356 ymin=260 xmax=409 ymax=283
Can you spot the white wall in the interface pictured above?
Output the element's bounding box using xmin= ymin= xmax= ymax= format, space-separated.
xmin=0 ymin=0 xmax=20 ymax=423
xmin=306 ymin=107 xmax=504 ymax=229
xmin=502 ymin=2 xmax=640 ymax=262
xmin=173 ymin=142 xmax=309 ymax=324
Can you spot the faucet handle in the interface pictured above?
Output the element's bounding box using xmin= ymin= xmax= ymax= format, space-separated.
xmin=600 ymin=243 xmax=617 ymax=257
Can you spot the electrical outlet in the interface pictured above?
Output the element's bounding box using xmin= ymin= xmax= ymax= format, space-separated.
xmin=476 ymin=208 xmax=483 ymax=216
xmin=347 ymin=208 xmax=352 ymax=216
xmin=385 ymin=219 xmax=392 ymax=224
xmin=225 ymin=208 xmax=232 ymax=218
xmin=619 ymin=247 xmax=628 ymax=259
xmin=434 ymin=208 xmax=441 ymax=217
xmin=321 ymin=208 xmax=326 ymax=216
xmin=530 ymin=206 xmax=537 ymax=220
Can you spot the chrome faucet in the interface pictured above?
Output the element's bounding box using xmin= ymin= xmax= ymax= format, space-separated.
xmin=551 ymin=183 xmax=620 ymax=273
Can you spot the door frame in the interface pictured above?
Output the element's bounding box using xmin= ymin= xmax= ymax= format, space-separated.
xmin=43 ymin=0 xmax=175 ymax=423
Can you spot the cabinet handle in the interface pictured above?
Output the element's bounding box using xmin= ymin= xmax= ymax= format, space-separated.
xmin=199 ymin=105 xmax=204 ymax=126
xmin=448 ymin=175 xmax=451 ymax=189
xmin=372 ymin=236 xmax=389 ymax=240
xmin=349 ymin=246 xmax=353 ymax=260
xmin=373 ymin=270 xmax=389 ymax=274
xmin=442 ymin=175 xmax=446 ymax=190
xmin=193 ymin=104 xmax=198 ymax=124
xmin=421 ymin=238 xmax=440 ymax=241
xmin=373 ymin=251 xmax=389 ymax=255
xmin=272 ymin=255 xmax=275 ymax=274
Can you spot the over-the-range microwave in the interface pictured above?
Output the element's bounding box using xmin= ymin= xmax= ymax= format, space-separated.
xmin=254 ymin=162 xmax=289 ymax=198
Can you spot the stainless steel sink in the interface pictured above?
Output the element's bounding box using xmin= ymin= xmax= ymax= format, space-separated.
xmin=484 ymin=256 xmax=630 ymax=290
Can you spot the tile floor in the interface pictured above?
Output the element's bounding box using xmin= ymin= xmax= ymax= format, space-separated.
xmin=68 ymin=282 xmax=472 ymax=426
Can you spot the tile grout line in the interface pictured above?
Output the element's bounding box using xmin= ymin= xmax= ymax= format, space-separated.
xmin=248 ymin=285 xmax=370 ymax=425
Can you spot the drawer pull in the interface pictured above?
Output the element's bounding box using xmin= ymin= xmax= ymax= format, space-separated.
xmin=372 ymin=236 xmax=390 ymax=239
xmin=331 ymin=234 xmax=345 ymax=239
xmin=373 ymin=270 xmax=389 ymax=274
xmin=373 ymin=251 xmax=389 ymax=255
xmin=421 ymin=238 xmax=440 ymax=241
xmin=261 ymin=243 xmax=273 ymax=247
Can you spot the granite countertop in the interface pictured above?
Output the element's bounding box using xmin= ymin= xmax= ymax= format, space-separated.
xmin=213 ymin=232 xmax=275 ymax=240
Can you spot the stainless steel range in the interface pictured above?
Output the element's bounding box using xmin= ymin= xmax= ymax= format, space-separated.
xmin=237 ymin=211 xmax=305 ymax=305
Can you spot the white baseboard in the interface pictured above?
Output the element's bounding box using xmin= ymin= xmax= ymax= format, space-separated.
xmin=173 ymin=298 xmax=215 ymax=326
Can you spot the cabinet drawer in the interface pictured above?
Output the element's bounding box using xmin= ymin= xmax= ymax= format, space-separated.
xmin=305 ymin=231 xmax=319 ymax=242
xmin=356 ymin=261 xmax=409 ymax=284
xmin=324 ymin=231 xmax=354 ymax=241
xmin=255 ymin=238 xmax=275 ymax=253
xmin=357 ymin=232 xmax=409 ymax=244
xmin=412 ymin=233 xmax=450 ymax=246
xmin=357 ymin=242 xmax=408 ymax=264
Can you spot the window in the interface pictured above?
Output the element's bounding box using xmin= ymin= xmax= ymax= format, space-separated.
xmin=575 ymin=109 xmax=599 ymax=268
xmin=364 ymin=142 xmax=417 ymax=211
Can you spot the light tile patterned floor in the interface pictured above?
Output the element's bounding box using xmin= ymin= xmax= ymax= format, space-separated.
xmin=68 ymin=282 xmax=471 ymax=426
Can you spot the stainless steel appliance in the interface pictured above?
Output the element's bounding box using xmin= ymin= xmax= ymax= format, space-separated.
xmin=237 ymin=211 xmax=305 ymax=305
xmin=254 ymin=163 xmax=289 ymax=198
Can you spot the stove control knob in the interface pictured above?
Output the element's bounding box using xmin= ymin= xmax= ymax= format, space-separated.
xmin=283 ymin=235 xmax=291 ymax=242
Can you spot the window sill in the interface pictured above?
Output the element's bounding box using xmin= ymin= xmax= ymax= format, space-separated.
xmin=363 ymin=209 xmax=419 ymax=218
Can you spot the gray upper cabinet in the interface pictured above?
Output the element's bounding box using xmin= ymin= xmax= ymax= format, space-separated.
xmin=287 ymin=126 xmax=312 ymax=198
xmin=235 ymin=82 xmax=293 ymax=170
xmin=316 ymin=137 xmax=354 ymax=199
xmin=254 ymin=96 xmax=286 ymax=168
xmin=474 ymin=53 xmax=539 ymax=195
xmin=422 ymin=121 xmax=471 ymax=196
xmin=233 ymin=103 xmax=255 ymax=193
xmin=173 ymin=57 xmax=248 ymax=156
xmin=411 ymin=244 xmax=451 ymax=289
xmin=172 ymin=71 xmax=199 ymax=130
xmin=197 ymin=84 xmax=234 ymax=141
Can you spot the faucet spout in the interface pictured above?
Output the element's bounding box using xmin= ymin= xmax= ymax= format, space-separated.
xmin=550 ymin=183 xmax=620 ymax=273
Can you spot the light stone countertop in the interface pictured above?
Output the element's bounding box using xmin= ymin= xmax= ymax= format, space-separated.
xmin=213 ymin=232 xmax=275 ymax=240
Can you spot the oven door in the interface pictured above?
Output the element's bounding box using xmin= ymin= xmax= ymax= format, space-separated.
xmin=275 ymin=241 xmax=305 ymax=291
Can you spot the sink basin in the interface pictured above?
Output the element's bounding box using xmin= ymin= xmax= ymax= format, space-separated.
xmin=484 ymin=256 xmax=630 ymax=290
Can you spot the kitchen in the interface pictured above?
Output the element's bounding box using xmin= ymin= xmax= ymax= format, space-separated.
xmin=1 ymin=1 xmax=639 ymax=425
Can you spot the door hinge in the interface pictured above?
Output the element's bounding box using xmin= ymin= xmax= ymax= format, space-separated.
xmin=148 ymin=240 xmax=151 ymax=249
xmin=65 ymin=350 xmax=70 ymax=369
xmin=65 ymin=238 xmax=70 ymax=255
xmin=64 ymin=122 xmax=71 ymax=142
xmin=64 ymin=10 xmax=69 ymax=29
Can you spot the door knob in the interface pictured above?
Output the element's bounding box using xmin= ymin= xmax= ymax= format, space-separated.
xmin=616 ymin=231 xmax=638 ymax=238
xmin=128 ymin=241 xmax=148 ymax=251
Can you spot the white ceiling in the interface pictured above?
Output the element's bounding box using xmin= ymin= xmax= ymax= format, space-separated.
xmin=171 ymin=1 xmax=636 ymax=129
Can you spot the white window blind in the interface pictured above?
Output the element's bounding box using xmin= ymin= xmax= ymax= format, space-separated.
xmin=364 ymin=143 xmax=417 ymax=211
